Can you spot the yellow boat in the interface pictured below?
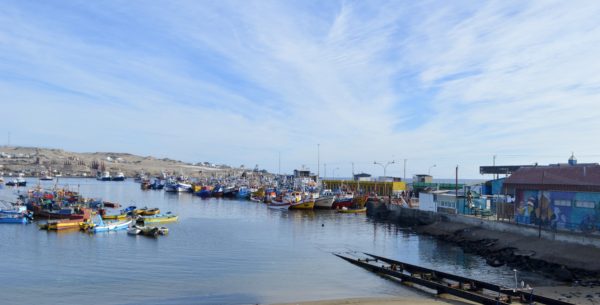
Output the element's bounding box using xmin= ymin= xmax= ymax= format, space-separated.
xmin=133 ymin=208 xmax=160 ymax=216
xmin=101 ymin=213 xmax=128 ymax=220
xmin=289 ymin=199 xmax=315 ymax=210
xmin=337 ymin=207 xmax=367 ymax=213
xmin=137 ymin=214 xmax=178 ymax=224
xmin=43 ymin=219 xmax=86 ymax=230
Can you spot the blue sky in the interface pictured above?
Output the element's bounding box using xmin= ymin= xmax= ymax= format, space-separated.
xmin=1 ymin=0 xmax=600 ymax=178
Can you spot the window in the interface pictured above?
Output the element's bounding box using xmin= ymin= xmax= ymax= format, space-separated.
xmin=554 ymin=200 xmax=572 ymax=207
xmin=575 ymin=201 xmax=595 ymax=209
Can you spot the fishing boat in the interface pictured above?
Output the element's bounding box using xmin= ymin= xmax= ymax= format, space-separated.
xmin=88 ymin=216 xmax=132 ymax=233
xmin=150 ymin=179 xmax=164 ymax=190
xmin=211 ymin=185 xmax=224 ymax=197
xmin=5 ymin=177 xmax=26 ymax=187
xmin=314 ymin=190 xmax=336 ymax=209
xmin=0 ymin=214 xmax=30 ymax=224
xmin=222 ymin=186 xmax=236 ymax=198
xmin=236 ymin=187 xmax=251 ymax=199
xmin=39 ymin=173 xmax=54 ymax=181
xmin=140 ymin=179 xmax=152 ymax=190
xmin=0 ymin=205 xmax=31 ymax=224
xmin=195 ymin=186 xmax=212 ymax=198
xmin=111 ymin=172 xmax=126 ymax=181
xmin=289 ymin=198 xmax=315 ymax=210
xmin=96 ymin=171 xmax=111 ymax=181
xmin=331 ymin=191 xmax=355 ymax=209
xmin=164 ymin=179 xmax=192 ymax=192
xmin=136 ymin=212 xmax=178 ymax=224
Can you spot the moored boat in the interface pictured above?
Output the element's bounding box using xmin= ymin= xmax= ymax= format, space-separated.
xmin=96 ymin=171 xmax=111 ymax=181
xmin=314 ymin=195 xmax=335 ymax=209
xmin=289 ymin=198 xmax=315 ymax=210
xmin=128 ymin=225 xmax=169 ymax=237
xmin=337 ymin=206 xmax=367 ymax=213
xmin=136 ymin=212 xmax=178 ymax=224
xmin=87 ymin=216 xmax=132 ymax=233
xmin=111 ymin=172 xmax=126 ymax=181
xmin=267 ymin=202 xmax=291 ymax=210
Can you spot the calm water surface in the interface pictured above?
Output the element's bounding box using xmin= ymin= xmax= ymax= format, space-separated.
xmin=0 ymin=179 xmax=554 ymax=305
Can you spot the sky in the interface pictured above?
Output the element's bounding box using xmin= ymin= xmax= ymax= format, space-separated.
xmin=1 ymin=0 xmax=600 ymax=179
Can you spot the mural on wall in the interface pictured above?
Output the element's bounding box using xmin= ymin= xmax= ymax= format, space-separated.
xmin=515 ymin=189 xmax=600 ymax=232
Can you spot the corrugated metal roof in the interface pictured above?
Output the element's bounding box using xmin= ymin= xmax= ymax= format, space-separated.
xmin=504 ymin=165 xmax=600 ymax=192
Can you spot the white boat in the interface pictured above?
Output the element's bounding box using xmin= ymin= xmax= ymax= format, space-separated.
xmin=164 ymin=179 xmax=192 ymax=192
xmin=267 ymin=202 xmax=291 ymax=210
xmin=97 ymin=171 xmax=112 ymax=181
xmin=111 ymin=172 xmax=126 ymax=181
xmin=40 ymin=173 xmax=54 ymax=181
xmin=315 ymin=195 xmax=335 ymax=209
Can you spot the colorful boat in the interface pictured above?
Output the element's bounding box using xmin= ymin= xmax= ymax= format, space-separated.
xmin=290 ymin=198 xmax=315 ymax=210
xmin=89 ymin=217 xmax=132 ymax=233
xmin=137 ymin=212 xmax=178 ymax=224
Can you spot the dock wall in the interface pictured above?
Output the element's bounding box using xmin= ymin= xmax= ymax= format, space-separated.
xmin=367 ymin=202 xmax=600 ymax=248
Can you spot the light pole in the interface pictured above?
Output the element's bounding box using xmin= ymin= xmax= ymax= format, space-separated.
xmin=317 ymin=144 xmax=320 ymax=181
xmin=332 ymin=167 xmax=339 ymax=180
xmin=428 ymin=164 xmax=436 ymax=175
xmin=374 ymin=160 xmax=395 ymax=178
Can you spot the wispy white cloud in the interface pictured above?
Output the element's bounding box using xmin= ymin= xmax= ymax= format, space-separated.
xmin=1 ymin=0 xmax=599 ymax=177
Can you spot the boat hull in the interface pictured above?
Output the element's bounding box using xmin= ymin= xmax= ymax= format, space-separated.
xmin=314 ymin=196 xmax=335 ymax=209
xmin=290 ymin=200 xmax=315 ymax=210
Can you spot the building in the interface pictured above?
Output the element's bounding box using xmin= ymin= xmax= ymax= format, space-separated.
xmin=353 ymin=173 xmax=372 ymax=182
xmin=294 ymin=169 xmax=311 ymax=178
xmin=413 ymin=174 xmax=433 ymax=183
xmin=504 ymin=156 xmax=600 ymax=231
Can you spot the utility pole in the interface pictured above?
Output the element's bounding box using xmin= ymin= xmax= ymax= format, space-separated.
xmin=317 ymin=144 xmax=320 ymax=181
xmin=493 ymin=155 xmax=497 ymax=180
xmin=455 ymin=165 xmax=459 ymax=212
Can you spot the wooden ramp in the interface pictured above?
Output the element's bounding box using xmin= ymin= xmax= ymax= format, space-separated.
xmin=335 ymin=252 xmax=573 ymax=305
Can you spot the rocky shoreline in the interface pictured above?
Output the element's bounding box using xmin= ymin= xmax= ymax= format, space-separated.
xmin=367 ymin=202 xmax=600 ymax=284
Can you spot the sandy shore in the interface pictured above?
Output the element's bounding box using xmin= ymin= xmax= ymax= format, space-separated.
xmin=272 ymin=296 xmax=468 ymax=305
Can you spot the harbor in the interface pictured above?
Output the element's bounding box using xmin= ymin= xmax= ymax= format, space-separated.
xmin=1 ymin=166 xmax=598 ymax=304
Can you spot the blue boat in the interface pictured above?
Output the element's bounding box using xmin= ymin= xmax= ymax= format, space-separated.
xmin=236 ymin=187 xmax=251 ymax=199
xmin=151 ymin=179 xmax=164 ymax=190
xmin=89 ymin=215 xmax=132 ymax=233
xmin=0 ymin=214 xmax=29 ymax=224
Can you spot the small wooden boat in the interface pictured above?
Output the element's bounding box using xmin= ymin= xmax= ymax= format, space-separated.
xmin=103 ymin=201 xmax=121 ymax=208
xmin=101 ymin=213 xmax=128 ymax=220
xmin=87 ymin=216 xmax=132 ymax=233
xmin=314 ymin=195 xmax=335 ymax=209
xmin=337 ymin=206 xmax=367 ymax=213
xmin=137 ymin=212 xmax=178 ymax=224
xmin=132 ymin=207 xmax=160 ymax=216
xmin=267 ymin=202 xmax=290 ymax=210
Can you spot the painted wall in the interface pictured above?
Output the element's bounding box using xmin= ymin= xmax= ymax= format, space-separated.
xmin=515 ymin=189 xmax=600 ymax=232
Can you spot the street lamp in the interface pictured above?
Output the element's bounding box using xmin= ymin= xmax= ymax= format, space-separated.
xmin=428 ymin=164 xmax=436 ymax=175
xmin=374 ymin=160 xmax=395 ymax=178
xmin=332 ymin=167 xmax=340 ymax=180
